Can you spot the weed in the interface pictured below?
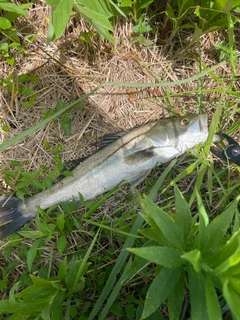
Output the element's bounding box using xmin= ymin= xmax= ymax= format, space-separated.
xmin=0 ymin=2 xmax=31 ymax=65
xmin=166 ymin=0 xmax=240 ymax=44
xmin=127 ymin=187 xmax=239 ymax=319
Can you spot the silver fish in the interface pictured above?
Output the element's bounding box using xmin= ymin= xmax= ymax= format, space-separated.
xmin=0 ymin=114 xmax=212 ymax=239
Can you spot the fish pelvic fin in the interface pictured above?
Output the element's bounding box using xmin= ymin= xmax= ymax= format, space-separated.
xmin=0 ymin=196 xmax=31 ymax=240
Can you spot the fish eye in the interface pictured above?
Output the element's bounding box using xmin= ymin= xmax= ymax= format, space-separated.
xmin=180 ymin=117 xmax=190 ymax=126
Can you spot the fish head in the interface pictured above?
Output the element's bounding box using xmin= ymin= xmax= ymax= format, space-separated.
xmin=169 ymin=114 xmax=209 ymax=153
xmin=148 ymin=114 xmax=217 ymax=155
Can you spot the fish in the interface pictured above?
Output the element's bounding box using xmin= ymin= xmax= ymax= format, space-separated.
xmin=0 ymin=114 xmax=213 ymax=239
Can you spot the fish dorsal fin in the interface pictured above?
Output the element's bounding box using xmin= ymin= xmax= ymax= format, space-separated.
xmin=99 ymin=131 xmax=129 ymax=148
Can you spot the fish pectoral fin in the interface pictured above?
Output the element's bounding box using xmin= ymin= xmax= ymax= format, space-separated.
xmin=99 ymin=131 xmax=129 ymax=148
xmin=124 ymin=148 xmax=155 ymax=165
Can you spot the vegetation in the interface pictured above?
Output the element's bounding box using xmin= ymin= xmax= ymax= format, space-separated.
xmin=0 ymin=0 xmax=239 ymax=319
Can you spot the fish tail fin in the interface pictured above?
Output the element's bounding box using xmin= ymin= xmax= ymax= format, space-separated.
xmin=0 ymin=196 xmax=31 ymax=239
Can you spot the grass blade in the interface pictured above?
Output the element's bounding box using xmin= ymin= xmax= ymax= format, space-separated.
xmin=99 ymin=258 xmax=132 ymax=320
xmin=103 ymin=62 xmax=224 ymax=88
xmin=189 ymin=101 xmax=223 ymax=206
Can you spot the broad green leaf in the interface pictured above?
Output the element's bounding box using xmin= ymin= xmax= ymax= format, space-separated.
xmin=9 ymin=160 xmax=21 ymax=167
xmin=57 ymin=257 xmax=67 ymax=281
xmin=18 ymin=231 xmax=47 ymax=239
xmin=214 ymin=240 xmax=240 ymax=273
xmin=57 ymin=235 xmax=67 ymax=254
xmin=108 ymin=0 xmax=126 ymax=16
xmin=41 ymin=304 xmax=52 ymax=320
xmin=168 ymin=272 xmax=185 ymax=320
xmin=17 ymin=276 xmax=59 ymax=302
xmin=0 ymin=271 xmax=7 ymax=290
xmin=207 ymin=230 xmax=240 ymax=268
xmin=16 ymin=181 xmax=28 ymax=189
xmin=118 ymin=0 xmax=132 ymax=7
xmin=181 ymin=249 xmax=202 ymax=272
xmin=0 ymin=2 xmax=28 ymax=16
xmin=138 ymin=210 xmax=173 ymax=246
xmin=61 ymin=117 xmax=71 ymax=136
xmin=31 ymin=180 xmax=44 ymax=190
xmin=56 ymin=213 xmax=65 ymax=231
xmin=142 ymin=267 xmax=181 ymax=319
xmin=128 ymin=246 xmax=183 ymax=269
xmin=228 ymin=272 xmax=240 ymax=293
xmin=233 ymin=209 xmax=240 ymax=234
xmin=16 ymin=189 xmax=25 ymax=200
xmin=26 ymin=239 xmax=43 ymax=272
xmin=45 ymin=0 xmax=73 ymax=42
xmin=76 ymin=0 xmax=112 ymax=17
xmin=0 ymin=17 xmax=11 ymax=29
xmin=91 ymin=21 xmax=114 ymax=43
xmin=223 ymin=279 xmax=240 ymax=319
xmin=46 ymin=19 xmax=55 ymax=46
xmin=75 ymin=1 xmax=113 ymax=29
xmin=139 ymin=195 xmax=184 ymax=250
xmin=139 ymin=227 xmax=170 ymax=246
xmin=216 ymin=0 xmax=239 ymax=11
xmin=194 ymin=191 xmax=209 ymax=251
xmin=7 ymin=279 xmax=57 ymax=315
xmin=0 ymin=300 xmax=12 ymax=312
xmin=206 ymin=199 xmax=238 ymax=249
xmin=188 ymin=267 xmax=208 ymax=320
xmin=174 ymin=185 xmax=191 ymax=242
xmin=205 ymin=274 xmax=222 ymax=320
xmin=8 ymin=282 xmax=32 ymax=314
xmin=74 ymin=2 xmax=114 ymax=42
xmin=137 ymin=0 xmax=155 ymax=10
xmin=65 ymin=258 xmax=77 ymax=291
